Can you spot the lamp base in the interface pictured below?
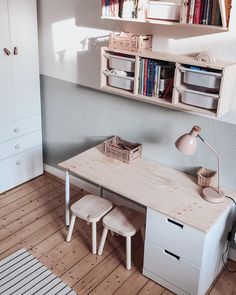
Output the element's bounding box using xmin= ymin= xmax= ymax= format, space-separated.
xmin=202 ymin=187 xmax=225 ymax=203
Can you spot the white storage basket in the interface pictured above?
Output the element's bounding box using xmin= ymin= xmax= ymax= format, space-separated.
xmin=104 ymin=70 xmax=134 ymax=91
xmin=105 ymin=54 xmax=135 ymax=73
xmin=180 ymin=67 xmax=222 ymax=89
xmin=181 ymin=89 xmax=218 ymax=110
xmin=147 ymin=1 xmax=181 ymax=21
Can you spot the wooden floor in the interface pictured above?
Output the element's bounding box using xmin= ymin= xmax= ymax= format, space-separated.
xmin=0 ymin=173 xmax=235 ymax=295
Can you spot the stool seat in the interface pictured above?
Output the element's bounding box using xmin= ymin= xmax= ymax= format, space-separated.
xmin=66 ymin=194 xmax=113 ymax=254
xmin=98 ymin=206 xmax=145 ymax=270
xmin=103 ymin=206 xmax=145 ymax=237
xmin=71 ymin=194 xmax=113 ymax=222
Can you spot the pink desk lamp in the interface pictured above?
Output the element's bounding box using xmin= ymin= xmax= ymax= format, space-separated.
xmin=175 ymin=125 xmax=225 ymax=203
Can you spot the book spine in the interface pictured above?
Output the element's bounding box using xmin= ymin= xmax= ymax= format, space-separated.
xmin=180 ymin=0 xmax=189 ymax=23
xmin=218 ymin=0 xmax=227 ymax=27
xmin=152 ymin=62 xmax=156 ymax=96
xmin=110 ymin=0 xmax=115 ymax=17
xmin=207 ymin=0 xmax=213 ymax=25
xmin=211 ymin=0 xmax=218 ymax=25
xmin=148 ymin=60 xmax=153 ymax=97
xmin=225 ymin=0 xmax=232 ymax=27
xmin=146 ymin=59 xmax=150 ymax=96
xmin=193 ymin=0 xmax=202 ymax=24
xmin=188 ymin=0 xmax=196 ymax=24
xmin=138 ymin=59 xmax=143 ymax=94
xmin=102 ymin=0 xmax=105 ymax=16
xmin=201 ymin=0 xmax=209 ymax=24
xmin=143 ymin=59 xmax=148 ymax=96
xmin=105 ymin=0 xmax=110 ymax=16
xmin=119 ymin=0 xmax=123 ymax=17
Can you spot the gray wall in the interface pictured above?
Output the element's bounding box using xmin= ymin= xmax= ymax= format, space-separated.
xmin=41 ymin=75 xmax=236 ymax=191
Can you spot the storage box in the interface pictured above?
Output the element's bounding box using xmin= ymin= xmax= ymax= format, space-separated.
xmin=104 ymin=136 xmax=142 ymax=163
xmin=181 ymin=67 xmax=222 ymax=90
xmin=197 ymin=167 xmax=217 ymax=187
xmin=181 ymin=89 xmax=218 ymax=110
xmin=105 ymin=53 xmax=135 ymax=72
xmin=109 ymin=32 xmax=152 ymax=53
xmin=104 ymin=70 xmax=134 ymax=91
xmin=147 ymin=1 xmax=181 ymax=21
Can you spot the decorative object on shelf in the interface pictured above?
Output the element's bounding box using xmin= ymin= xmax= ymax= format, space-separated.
xmin=195 ymin=51 xmax=216 ymax=63
xmin=197 ymin=167 xmax=217 ymax=187
xmin=109 ymin=32 xmax=152 ymax=52
xmin=175 ymin=125 xmax=225 ymax=203
xmin=104 ymin=136 xmax=142 ymax=163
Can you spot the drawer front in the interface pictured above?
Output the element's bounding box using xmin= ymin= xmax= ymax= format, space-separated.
xmin=0 ymin=145 xmax=43 ymax=193
xmin=146 ymin=208 xmax=205 ymax=266
xmin=144 ymin=241 xmax=200 ymax=295
xmin=0 ymin=115 xmax=41 ymax=143
xmin=0 ymin=131 xmax=42 ymax=161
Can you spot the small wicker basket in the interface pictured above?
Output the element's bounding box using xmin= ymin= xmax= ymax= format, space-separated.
xmin=197 ymin=167 xmax=217 ymax=187
xmin=104 ymin=136 xmax=142 ymax=163
xmin=109 ymin=32 xmax=152 ymax=53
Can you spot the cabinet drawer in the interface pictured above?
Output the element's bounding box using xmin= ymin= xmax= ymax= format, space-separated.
xmin=146 ymin=208 xmax=205 ymax=266
xmin=0 ymin=115 xmax=41 ymax=144
xmin=0 ymin=145 xmax=43 ymax=193
xmin=144 ymin=241 xmax=200 ymax=295
xmin=0 ymin=131 xmax=42 ymax=161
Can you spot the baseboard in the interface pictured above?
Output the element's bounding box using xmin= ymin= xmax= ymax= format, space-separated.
xmin=229 ymin=247 xmax=236 ymax=262
xmin=43 ymin=163 xmax=145 ymax=214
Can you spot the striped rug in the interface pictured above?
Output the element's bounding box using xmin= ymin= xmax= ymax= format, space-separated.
xmin=0 ymin=248 xmax=77 ymax=295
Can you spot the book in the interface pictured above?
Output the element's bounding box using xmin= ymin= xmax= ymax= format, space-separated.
xmin=207 ymin=0 xmax=214 ymax=25
xmin=138 ymin=59 xmax=143 ymax=94
xmin=105 ymin=0 xmax=110 ymax=16
xmin=218 ymin=0 xmax=227 ymax=27
xmin=201 ymin=0 xmax=209 ymax=25
xmin=154 ymin=63 xmax=161 ymax=97
xmin=143 ymin=59 xmax=148 ymax=96
xmin=211 ymin=0 xmax=218 ymax=25
xmin=193 ymin=0 xmax=202 ymax=24
xmin=180 ymin=0 xmax=189 ymax=23
xmin=225 ymin=0 xmax=232 ymax=27
xmin=110 ymin=0 xmax=119 ymax=17
xmin=188 ymin=0 xmax=196 ymax=24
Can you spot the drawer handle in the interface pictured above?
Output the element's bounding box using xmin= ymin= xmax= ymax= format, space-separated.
xmin=16 ymin=160 xmax=21 ymax=165
xmin=14 ymin=128 xmax=19 ymax=133
xmin=15 ymin=144 xmax=20 ymax=149
xmin=167 ymin=218 xmax=184 ymax=229
xmin=164 ymin=250 xmax=180 ymax=261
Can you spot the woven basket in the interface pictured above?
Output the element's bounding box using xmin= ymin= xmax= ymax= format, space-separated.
xmin=197 ymin=167 xmax=217 ymax=187
xmin=104 ymin=136 xmax=142 ymax=163
xmin=109 ymin=32 xmax=152 ymax=53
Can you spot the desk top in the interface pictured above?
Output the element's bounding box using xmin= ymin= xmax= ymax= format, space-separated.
xmin=59 ymin=144 xmax=236 ymax=233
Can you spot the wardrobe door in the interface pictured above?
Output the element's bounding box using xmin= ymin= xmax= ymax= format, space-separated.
xmin=8 ymin=0 xmax=41 ymax=120
xmin=0 ymin=0 xmax=14 ymax=124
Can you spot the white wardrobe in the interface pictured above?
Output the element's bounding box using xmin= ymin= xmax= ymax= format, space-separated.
xmin=0 ymin=0 xmax=43 ymax=193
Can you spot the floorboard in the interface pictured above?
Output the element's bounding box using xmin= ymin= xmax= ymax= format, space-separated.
xmin=0 ymin=173 xmax=235 ymax=295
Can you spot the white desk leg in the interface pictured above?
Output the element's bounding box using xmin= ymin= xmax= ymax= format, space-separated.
xmin=65 ymin=170 xmax=70 ymax=227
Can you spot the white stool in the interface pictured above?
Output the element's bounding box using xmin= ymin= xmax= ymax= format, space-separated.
xmin=66 ymin=194 xmax=113 ymax=254
xmin=98 ymin=206 xmax=145 ymax=270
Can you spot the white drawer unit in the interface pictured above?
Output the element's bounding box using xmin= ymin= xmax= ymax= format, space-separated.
xmin=144 ymin=241 xmax=200 ymax=295
xmin=143 ymin=206 xmax=235 ymax=295
xmin=0 ymin=115 xmax=42 ymax=144
xmin=105 ymin=53 xmax=135 ymax=73
xmin=146 ymin=208 xmax=205 ymax=266
xmin=0 ymin=145 xmax=43 ymax=193
xmin=0 ymin=131 xmax=42 ymax=161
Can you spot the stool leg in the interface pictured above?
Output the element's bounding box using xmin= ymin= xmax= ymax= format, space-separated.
xmin=66 ymin=215 xmax=76 ymax=242
xmin=92 ymin=222 xmax=97 ymax=254
xmin=126 ymin=236 xmax=131 ymax=270
xmin=98 ymin=228 xmax=108 ymax=255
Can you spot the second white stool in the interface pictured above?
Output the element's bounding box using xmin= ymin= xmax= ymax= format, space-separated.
xmin=66 ymin=194 xmax=113 ymax=254
xmin=98 ymin=206 xmax=145 ymax=270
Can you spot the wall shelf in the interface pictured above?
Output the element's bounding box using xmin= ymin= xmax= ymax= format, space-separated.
xmin=101 ymin=16 xmax=228 ymax=33
xmin=101 ymin=47 xmax=236 ymax=118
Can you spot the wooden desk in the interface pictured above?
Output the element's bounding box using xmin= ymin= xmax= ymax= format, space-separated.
xmin=59 ymin=144 xmax=236 ymax=295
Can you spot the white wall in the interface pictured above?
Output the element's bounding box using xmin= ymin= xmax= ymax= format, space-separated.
xmin=37 ymin=0 xmax=236 ymax=124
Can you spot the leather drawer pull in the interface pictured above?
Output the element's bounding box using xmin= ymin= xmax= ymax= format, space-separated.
xmin=164 ymin=250 xmax=180 ymax=261
xmin=14 ymin=46 xmax=18 ymax=55
xmin=167 ymin=218 xmax=184 ymax=229
xmin=4 ymin=48 xmax=11 ymax=56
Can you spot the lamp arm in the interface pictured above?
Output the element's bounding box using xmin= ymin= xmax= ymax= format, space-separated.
xmin=198 ymin=135 xmax=221 ymax=193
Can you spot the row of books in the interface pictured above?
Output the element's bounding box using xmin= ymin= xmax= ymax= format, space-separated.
xmin=102 ymin=0 xmax=138 ymax=19
xmin=180 ymin=0 xmax=231 ymax=27
xmin=138 ymin=58 xmax=175 ymax=99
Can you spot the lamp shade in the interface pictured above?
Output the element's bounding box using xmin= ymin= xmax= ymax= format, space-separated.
xmin=175 ymin=126 xmax=201 ymax=156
